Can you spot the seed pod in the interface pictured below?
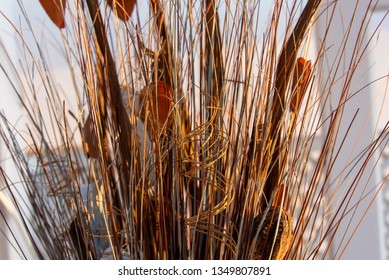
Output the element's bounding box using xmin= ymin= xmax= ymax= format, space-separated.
xmin=252 ymin=206 xmax=293 ymax=260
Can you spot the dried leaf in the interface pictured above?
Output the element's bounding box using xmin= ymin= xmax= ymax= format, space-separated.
xmin=139 ymin=81 xmax=173 ymax=129
xmin=83 ymin=113 xmax=99 ymax=158
xmin=290 ymin=57 xmax=312 ymax=113
xmin=39 ymin=0 xmax=67 ymax=28
xmin=107 ymin=0 xmax=136 ymax=21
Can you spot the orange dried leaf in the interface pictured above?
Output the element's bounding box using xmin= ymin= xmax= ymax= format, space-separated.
xmin=39 ymin=0 xmax=67 ymax=28
xmin=107 ymin=0 xmax=136 ymax=21
xmin=291 ymin=57 xmax=311 ymax=113
xmin=140 ymin=81 xmax=173 ymax=128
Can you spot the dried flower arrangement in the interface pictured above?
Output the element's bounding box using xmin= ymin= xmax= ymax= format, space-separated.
xmin=0 ymin=0 xmax=388 ymax=259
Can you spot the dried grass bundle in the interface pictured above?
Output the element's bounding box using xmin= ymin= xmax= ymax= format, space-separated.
xmin=0 ymin=0 xmax=388 ymax=259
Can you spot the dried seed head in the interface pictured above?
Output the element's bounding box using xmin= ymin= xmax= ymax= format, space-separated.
xmin=252 ymin=206 xmax=293 ymax=260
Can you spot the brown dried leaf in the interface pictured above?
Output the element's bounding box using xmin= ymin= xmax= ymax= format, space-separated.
xmin=83 ymin=113 xmax=99 ymax=158
xmin=107 ymin=0 xmax=136 ymax=21
xmin=39 ymin=0 xmax=67 ymax=28
xmin=139 ymin=81 xmax=174 ymax=128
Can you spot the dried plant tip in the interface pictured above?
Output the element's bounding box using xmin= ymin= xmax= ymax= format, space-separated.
xmin=39 ymin=0 xmax=67 ymax=28
xmin=273 ymin=183 xmax=287 ymax=208
xmin=107 ymin=0 xmax=136 ymax=21
xmin=252 ymin=206 xmax=293 ymax=260
xmin=290 ymin=57 xmax=312 ymax=113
